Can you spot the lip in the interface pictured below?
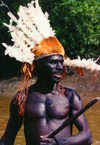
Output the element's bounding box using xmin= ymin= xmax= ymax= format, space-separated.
xmin=52 ymin=73 xmax=62 ymax=78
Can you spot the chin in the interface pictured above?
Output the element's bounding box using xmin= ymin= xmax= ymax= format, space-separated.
xmin=52 ymin=76 xmax=61 ymax=83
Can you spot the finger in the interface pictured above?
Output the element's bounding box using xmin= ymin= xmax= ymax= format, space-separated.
xmin=41 ymin=138 xmax=52 ymax=143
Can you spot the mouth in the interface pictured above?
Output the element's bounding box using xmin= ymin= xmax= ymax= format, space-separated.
xmin=53 ymin=73 xmax=62 ymax=78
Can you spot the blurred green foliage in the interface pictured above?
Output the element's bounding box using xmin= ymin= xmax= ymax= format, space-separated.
xmin=0 ymin=0 xmax=100 ymax=78
xmin=47 ymin=0 xmax=100 ymax=58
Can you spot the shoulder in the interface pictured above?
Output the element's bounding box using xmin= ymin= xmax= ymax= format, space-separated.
xmin=28 ymin=84 xmax=36 ymax=95
xmin=10 ymin=93 xmax=24 ymax=119
xmin=10 ymin=92 xmax=23 ymax=115
xmin=64 ymin=88 xmax=82 ymax=109
xmin=10 ymin=93 xmax=18 ymax=106
xmin=10 ymin=93 xmax=19 ymax=112
xmin=64 ymin=87 xmax=81 ymax=100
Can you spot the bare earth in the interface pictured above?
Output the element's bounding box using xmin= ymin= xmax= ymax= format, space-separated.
xmin=0 ymin=68 xmax=100 ymax=96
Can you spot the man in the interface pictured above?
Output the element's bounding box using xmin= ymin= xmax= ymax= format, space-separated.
xmin=0 ymin=0 xmax=93 ymax=144
xmin=0 ymin=53 xmax=92 ymax=145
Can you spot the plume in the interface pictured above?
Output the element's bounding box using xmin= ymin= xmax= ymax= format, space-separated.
xmin=2 ymin=0 xmax=55 ymax=64
xmin=64 ymin=56 xmax=100 ymax=71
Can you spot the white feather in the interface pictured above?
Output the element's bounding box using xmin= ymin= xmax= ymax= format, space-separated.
xmin=64 ymin=57 xmax=100 ymax=71
xmin=8 ymin=12 xmax=18 ymax=23
xmin=3 ymin=0 xmax=55 ymax=64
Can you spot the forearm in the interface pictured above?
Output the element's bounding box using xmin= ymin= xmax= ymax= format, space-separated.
xmin=0 ymin=95 xmax=23 ymax=145
xmin=0 ymin=118 xmax=22 ymax=145
xmin=55 ymin=130 xmax=92 ymax=145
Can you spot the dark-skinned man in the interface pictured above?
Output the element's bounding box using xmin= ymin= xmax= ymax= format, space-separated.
xmin=0 ymin=0 xmax=93 ymax=144
xmin=0 ymin=53 xmax=92 ymax=145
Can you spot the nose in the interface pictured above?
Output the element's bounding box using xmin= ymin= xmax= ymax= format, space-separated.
xmin=56 ymin=62 xmax=63 ymax=71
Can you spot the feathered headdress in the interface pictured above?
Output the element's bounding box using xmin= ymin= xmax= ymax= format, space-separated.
xmin=2 ymin=0 xmax=100 ymax=70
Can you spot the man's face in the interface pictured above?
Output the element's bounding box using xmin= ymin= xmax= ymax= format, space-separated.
xmin=40 ymin=54 xmax=64 ymax=83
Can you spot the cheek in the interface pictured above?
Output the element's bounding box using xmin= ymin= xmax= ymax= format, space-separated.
xmin=44 ymin=63 xmax=54 ymax=71
xmin=46 ymin=65 xmax=56 ymax=74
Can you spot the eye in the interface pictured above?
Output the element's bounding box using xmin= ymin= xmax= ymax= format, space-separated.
xmin=50 ymin=62 xmax=56 ymax=65
xmin=60 ymin=60 xmax=64 ymax=64
xmin=49 ymin=60 xmax=56 ymax=64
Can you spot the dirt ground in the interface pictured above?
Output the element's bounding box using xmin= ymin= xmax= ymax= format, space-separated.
xmin=0 ymin=68 xmax=100 ymax=96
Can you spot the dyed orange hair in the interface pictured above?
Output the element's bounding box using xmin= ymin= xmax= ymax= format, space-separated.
xmin=32 ymin=37 xmax=65 ymax=58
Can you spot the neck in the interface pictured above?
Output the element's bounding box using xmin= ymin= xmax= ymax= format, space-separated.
xmin=35 ymin=78 xmax=59 ymax=93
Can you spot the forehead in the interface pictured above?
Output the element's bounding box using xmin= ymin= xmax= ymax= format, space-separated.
xmin=34 ymin=54 xmax=64 ymax=65
xmin=45 ymin=54 xmax=64 ymax=62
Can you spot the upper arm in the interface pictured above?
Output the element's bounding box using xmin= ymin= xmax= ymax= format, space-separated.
xmin=1 ymin=95 xmax=23 ymax=145
xmin=72 ymin=91 xmax=90 ymax=131
xmin=64 ymin=88 xmax=92 ymax=144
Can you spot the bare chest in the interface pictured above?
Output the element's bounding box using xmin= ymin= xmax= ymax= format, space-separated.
xmin=24 ymin=92 xmax=70 ymax=120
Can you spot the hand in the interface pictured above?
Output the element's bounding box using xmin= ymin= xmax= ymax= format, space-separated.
xmin=40 ymin=135 xmax=56 ymax=145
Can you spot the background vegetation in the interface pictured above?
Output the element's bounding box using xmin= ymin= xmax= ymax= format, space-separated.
xmin=0 ymin=0 xmax=100 ymax=78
